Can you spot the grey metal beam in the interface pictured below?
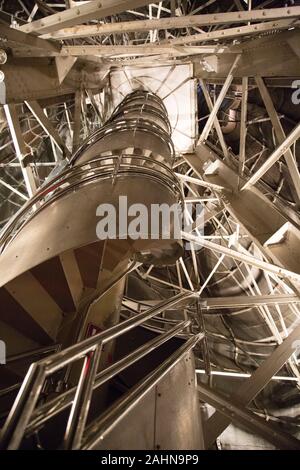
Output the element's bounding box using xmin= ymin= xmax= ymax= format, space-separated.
xmin=242 ymin=123 xmax=300 ymax=191
xmin=167 ymin=18 xmax=298 ymax=45
xmin=25 ymin=100 xmax=70 ymax=158
xmin=199 ymin=54 xmax=241 ymax=144
xmin=0 ymin=24 xmax=61 ymax=54
xmin=184 ymin=148 xmax=300 ymax=280
xmin=0 ymin=59 xmax=108 ymax=104
xmin=72 ymin=90 xmax=82 ymax=152
xmin=0 ymin=179 xmax=29 ymax=201
xmin=182 ymin=231 xmax=300 ymax=284
xmin=199 ymin=79 xmax=229 ymax=160
xmin=197 ymin=382 xmax=300 ymax=450
xmin=19 ymin=0 xmax=165 ymax=35
xmin=194 ymin=30 xmax=300 ymax=79
xmin=239 ymin=76 xmax=248 ymax=180
xmin=40 ymin=7 xmax=300 ymax=39
xmin=3 ymin=104 xmax=37 ymax=197
xmin=204 ymin=323 xmax=300 ymax=448
xmin=175 ymin=172 xmax=226 ymax=192
xmin=255 ymin=77 xmax=300 ymax=202
xmin=12 ymin=44 xmax=234 ymax=58
xmin=200 ymin=294 xmax=300 ymax=310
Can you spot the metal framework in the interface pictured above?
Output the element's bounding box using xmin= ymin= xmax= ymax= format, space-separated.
xmin=0 ymin=0 xmax=300 ymax=452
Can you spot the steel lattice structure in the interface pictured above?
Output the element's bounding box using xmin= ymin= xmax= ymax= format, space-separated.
xmin=0 ymin=0 xmax=299 ymax=451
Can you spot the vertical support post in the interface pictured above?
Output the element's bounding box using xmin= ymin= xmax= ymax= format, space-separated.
xmin=3 ymin=104 xmax=37 ymax=197
xmin=72 ymin=90 xmax=82 ymax=153
xmin=239 ymin=76 xmax=248 ymax=184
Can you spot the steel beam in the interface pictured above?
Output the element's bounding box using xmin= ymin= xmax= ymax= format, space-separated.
xmin=204 ymin=322 xmax=300 ymax=448
xmin=200 ymin=294 xmax=300 ymax=310
xmin=19 ymin=0 xmax=172 ymax=35
xmin=72 ymin=90 xmax=82 ymax=152
xmin=239 ymin=76 xmax=248 ymax=180
xmin=12 ymin=44 xmax=234 ymax=58
xmin=182 ymin=231 xmax=300 ymax=284
xmin=167 ymin=18 xmax=298 ymax=45
xmin=199 ymin=55 xmax=241 ymax=143
xmin=199 ymin=79 xmax=229 ymax=160
xmin=197 ymin=382 xmax=300 ymax=450
xmin=255 ymin=77 xmax=300 ymax=202
xmin=0 ymin=179 xmax=29 ymax=201
xmin=184 ymin=148 xmax=300 ymax=280
xmin=194 ymin=30 xmax=300 ymax=79
xmin=3 ymin=104 xmax=37 ymax=197
xmin=25 ymin=100 xmax=70 ymax=158
xmin=196 ymin=369 xmax=299 ymax=382
xmin=0 ymin=59 xmax=108 ymax=104
xmin=242 ymin=123 xmax=300 ymax=191
xmin=40 ymin=7 xmax=300 ymax=39
xmin=175 ymin=172 xmax=226 ymax=192
xmin=0 ymin=24 xmax=61 ymax=54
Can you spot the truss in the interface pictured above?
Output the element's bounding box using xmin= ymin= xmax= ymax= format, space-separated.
xmin=0 ymin=0 xmax=300 ymax=450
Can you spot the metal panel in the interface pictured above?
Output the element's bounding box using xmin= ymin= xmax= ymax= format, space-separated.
xmin=89 ymin=353 xmax=203 ymax=450
xmin=92 ymin=389 xmax=156 ymax=450
xmin=155 ymin=352 xmax=204 ymax=450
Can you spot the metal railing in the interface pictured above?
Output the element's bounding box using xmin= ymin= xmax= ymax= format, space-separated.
xmin=70 ymin=118 xmax=175 ymax=165
xmin=0 ymin=154 xmax=182 ymax=254
xmin=0 ymin=292 xmax=201 ymax=450
xmin=0 ymin=344 xmax=61 ymax=400
xmin=121 ymin=299 xmax=192 ymax=338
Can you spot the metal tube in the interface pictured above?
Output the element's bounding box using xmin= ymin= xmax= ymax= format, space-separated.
xmin=0 ymin=364 xmax=46 ymax=450
xmin=6 ymin=344 xmax=61 ymax=364
xmin=64 ymin=345 xmax=102 ymax=450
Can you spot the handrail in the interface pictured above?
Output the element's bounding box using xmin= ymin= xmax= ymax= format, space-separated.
xmin=120 ymin=310 xmax=190 ymax=338
xmin=26 ymin=319 xmax=190 ymax=438
xmin=0 ymin=292 xmax=195 ymax=450
xmin=0 ymin=344 xmax=61 ymax=400
xmin=6 ymin=344 xmax=61 ymax=364
xmin=0 ymin=154 xmax=183 ymax=254
xmin=70 ymin=118 xmax=175 ymax=166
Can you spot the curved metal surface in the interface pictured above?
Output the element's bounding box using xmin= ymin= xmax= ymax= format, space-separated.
xmin=0 ymin=90 xmax=183 ymax=357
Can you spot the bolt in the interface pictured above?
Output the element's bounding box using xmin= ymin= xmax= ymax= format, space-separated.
xmin=0 ymin=49 xmax=7 ymax=65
